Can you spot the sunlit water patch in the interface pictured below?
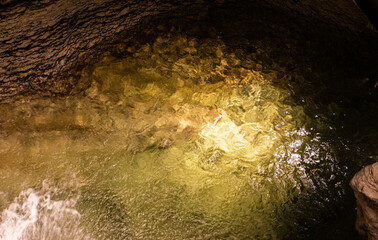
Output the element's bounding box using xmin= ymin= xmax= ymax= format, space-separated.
xmin=0 ymin=34 xmax=364 ymax=239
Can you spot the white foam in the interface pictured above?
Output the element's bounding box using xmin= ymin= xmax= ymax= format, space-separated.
xmin=0 ymin=186 xmax=93 ymax=240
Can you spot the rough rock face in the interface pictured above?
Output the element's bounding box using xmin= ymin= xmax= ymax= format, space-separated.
xmin=350 ymin=162 xmax=378 ymax=240
xmin=0 ymin=0 xmax=376 ymax=99
xmin=0 ymin=0 xmax=192 ymax=97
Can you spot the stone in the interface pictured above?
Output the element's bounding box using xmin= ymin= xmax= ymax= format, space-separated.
xmin=1 ymin=0 xmax=377 ymax=100
xmin=350 ymin=162 xmax=378 ymax=240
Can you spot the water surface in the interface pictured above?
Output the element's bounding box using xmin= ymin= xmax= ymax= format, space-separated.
xmin=0 ymin=33 xmax=376 ymax=239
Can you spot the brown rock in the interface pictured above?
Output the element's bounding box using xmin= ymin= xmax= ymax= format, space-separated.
xmin=350 ymin=162 xmax=378 ymax=240
xmin=1 ymin=0 xmax=377 ymax=100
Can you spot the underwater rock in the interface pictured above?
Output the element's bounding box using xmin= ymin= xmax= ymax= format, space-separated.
xmin=350 ymin=162 xmax=378 ymax=240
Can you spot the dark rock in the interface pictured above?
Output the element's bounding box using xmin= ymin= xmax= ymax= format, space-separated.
xmin=0 ymin=0 xmax=377 ymax=99
xmin=0 ymin=0 xmax=192 ymax=98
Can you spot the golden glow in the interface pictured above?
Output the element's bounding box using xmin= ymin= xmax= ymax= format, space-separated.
xmin=0 ymin=34 xmax=322 ymax=239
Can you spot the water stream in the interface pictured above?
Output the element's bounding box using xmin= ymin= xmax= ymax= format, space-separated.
xmin=0 ymin=33 xmax=376 ymax=239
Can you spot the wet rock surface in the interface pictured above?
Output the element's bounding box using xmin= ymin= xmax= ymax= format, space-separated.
xmin=350 ymin=162 xmax=378 ymax=240
xmin=0 ymin=0 xmax=377 ymax=99
xmin=0 ymin=0 xmax=192 ymax=97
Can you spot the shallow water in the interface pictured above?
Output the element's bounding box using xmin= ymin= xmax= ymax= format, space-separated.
xmin=0 ymin=33 xmax=376 ymax=239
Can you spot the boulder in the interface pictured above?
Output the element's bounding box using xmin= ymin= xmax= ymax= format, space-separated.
xmin=350 ymin=162 xmax=378 ymax=240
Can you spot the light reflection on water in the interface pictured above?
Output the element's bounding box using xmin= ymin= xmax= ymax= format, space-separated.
xmin=0 ymin=34 xmax=360 ymax=239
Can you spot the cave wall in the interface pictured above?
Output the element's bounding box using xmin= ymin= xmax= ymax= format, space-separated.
xmin=0 ymin=0 xmax=377 ymax=99
xmin=0 ymin=0 xmax=192 ymax=98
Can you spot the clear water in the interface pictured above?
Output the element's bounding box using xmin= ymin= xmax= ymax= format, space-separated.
xmin=0 ymin=34 xmax=375 ymax=239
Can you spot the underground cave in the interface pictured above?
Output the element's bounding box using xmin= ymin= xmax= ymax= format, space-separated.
xmin=0 ymin=0 xmax=378 ymax=239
